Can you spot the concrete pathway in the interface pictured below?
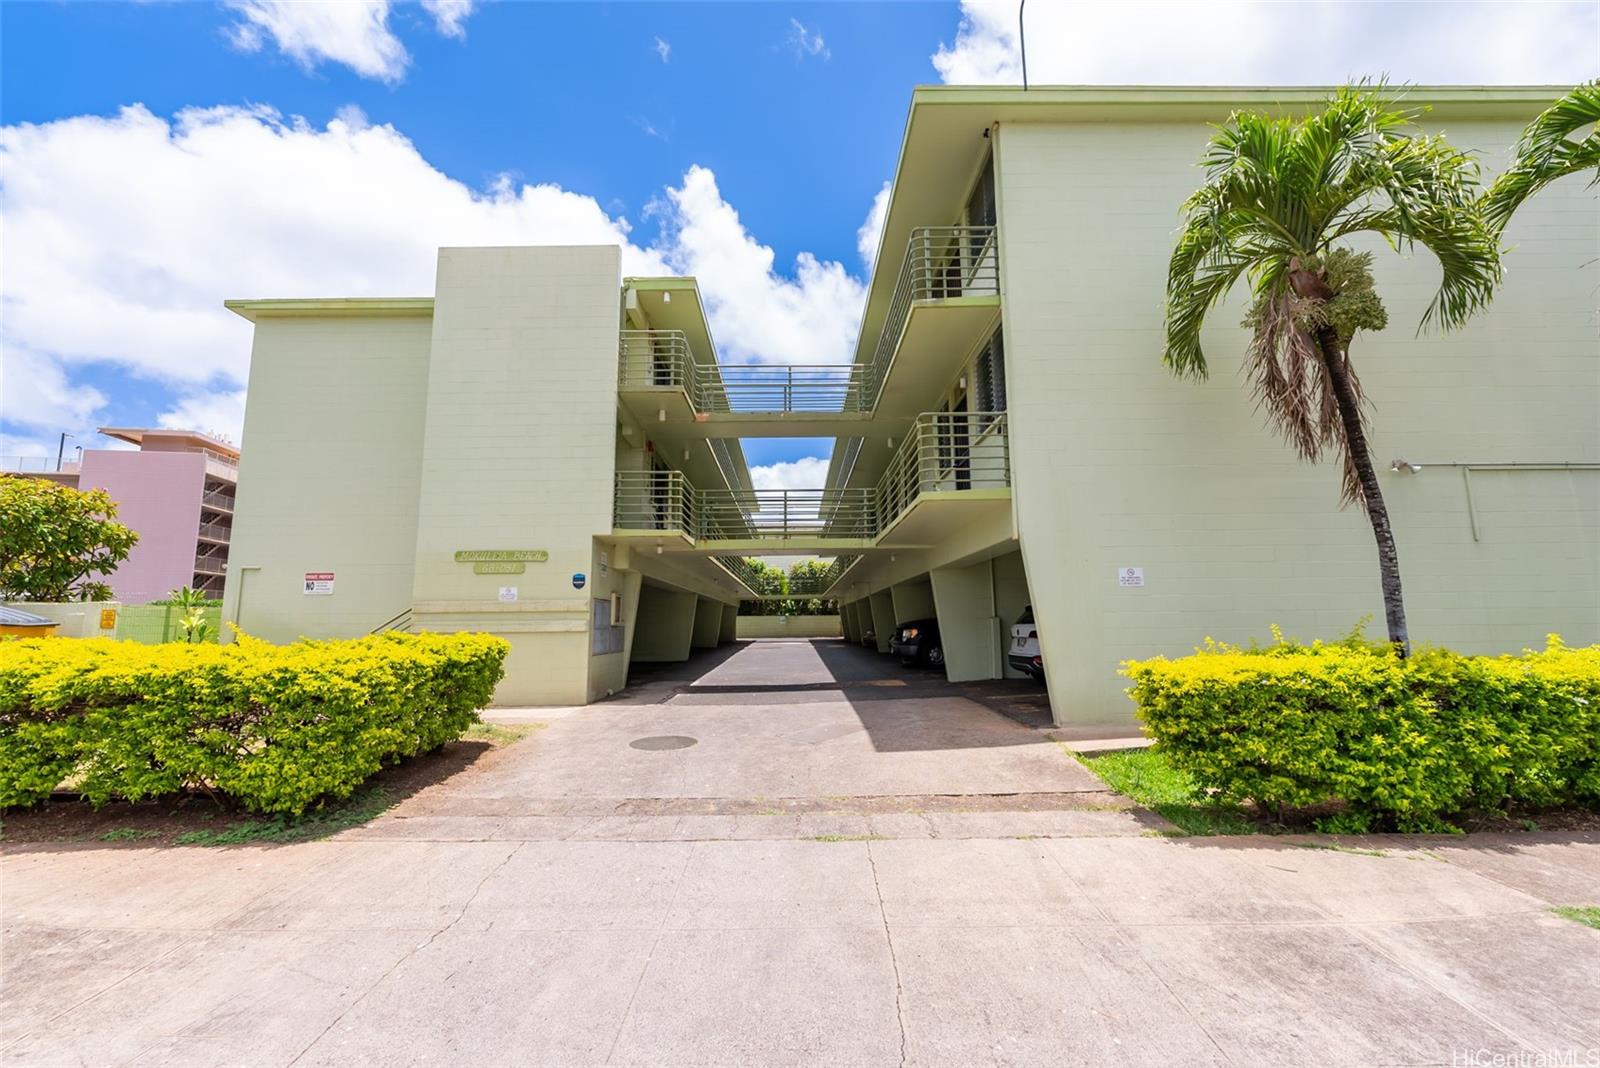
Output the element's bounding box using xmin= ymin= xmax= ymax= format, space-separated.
xmin=4 ymin=640 xmax=1598 ymax=1066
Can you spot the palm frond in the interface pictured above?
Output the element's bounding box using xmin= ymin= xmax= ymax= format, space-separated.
xmin=1483 ymin=81 xmax=1600 ymax=231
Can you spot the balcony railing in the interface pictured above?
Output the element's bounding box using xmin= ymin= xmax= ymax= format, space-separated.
xmin=197 ymin=520 xmax=232 ymax=543
xmin=612 ymin=412 xmax=1009 ymax=545
xmin=613 ymin=469 xmax=698 ymax=539
xmin=875 ymin=411 xmax=1010 ymax=534
xmin=698 ymin=488 xmax=879 ymax=541
xmin=193 ymin=554 xmax=227 ymax=576
xmin=201 ymin=488 xmax=235 ymax=512
xmin=865 ymin=225 xmax=999 ymax=399
xmin=619 ymin=329 xmax=871 ymax=414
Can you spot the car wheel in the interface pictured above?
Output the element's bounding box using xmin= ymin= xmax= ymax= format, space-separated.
xmin=926 ymin=644 xmax=944 ymax=667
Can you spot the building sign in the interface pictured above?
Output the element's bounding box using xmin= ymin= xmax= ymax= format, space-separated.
xmin=572 ymin=572 xmax=587 ymax=590
xmin=304 ymin=572 xmax=335 ymax=595
xmin=498 ymin=586 xmax=519 ymax=602
xmin=99 ymin=608 xmax=118 ymax=630
xmin=473 ymin=562 xmax=525 ymax=575
xmin=454 ymin=550 xmax=548 ymax=563
xmin=1117 ymin=567 xmax=1145 ymax=588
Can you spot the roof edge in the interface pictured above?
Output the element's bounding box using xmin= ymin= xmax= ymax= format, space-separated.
xmin=225 ymin=298 xmax=435 ymax=322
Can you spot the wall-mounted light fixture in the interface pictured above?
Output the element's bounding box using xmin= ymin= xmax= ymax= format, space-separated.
xmin=655 ymin=541 xmax=663 ymax=555
xmin=683 ymin=449 xmax=690 ymax=462
xmin=959 ymin=375 xmax=968 ymax=391
xmin=662 ymin=291 xmax=671 ymax=303
xmin=886 ymin=436 xmax=895 ymax=449
xmin=1390 ymin=459 xmax=1422 ymax=474
xmin=658 ymin=409 xmax=667 ymax=423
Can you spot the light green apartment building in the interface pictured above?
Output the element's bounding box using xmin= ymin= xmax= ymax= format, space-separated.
xmin=222 ymin=85 xmax=1599 ymax=720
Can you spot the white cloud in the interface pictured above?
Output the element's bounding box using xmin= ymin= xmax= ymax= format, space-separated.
xmin=629 ymin=114 xmax=669 ymax=141
xmin=749 ymin=456 xmax=833 ymax=491
xmin=0 ymin=105 xmax=886 ymax=452
xmin=0 ymin=105 xmax=667 ymax=421
xmin=0 ymin=348 xmax=107 ymax=433
xmin=654 ymin=35 xmax=671 ymax=63
xmin=857 ymin=181 xmax=891 ymax=269
xmin=786 ymin=18 xmax=830 ymax=62
xmin=933 ymin=0 xmax=1599 ymax=85
xmin=421 ymin=0 xmax=474 ymax=40
xmin=225 ymin=0 xmax=411 ymax=83
xmin=157 ymin=389 xmax=248 ymax=445
xmin=653 ymin=166 xmax=866 ymax=365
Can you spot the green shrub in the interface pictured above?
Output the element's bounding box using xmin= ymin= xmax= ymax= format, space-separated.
xmin=1123 ymin=632 xmax=1600 ymax=832
xmin=0 ymin=631 xmax=508 ymax=815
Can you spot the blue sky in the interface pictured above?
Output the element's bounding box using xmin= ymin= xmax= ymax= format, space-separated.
xmin=2 ymin=0 xmax=1594 ymax=484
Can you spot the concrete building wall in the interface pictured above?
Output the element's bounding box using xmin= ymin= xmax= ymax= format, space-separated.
xmin=867 ymin=590 xmax=896 ymax=653
xmin=890 ymin=579 xmax=936 ymax=624
xmin=632 ymin=583 xmax=697 ymax=662
xmin=995 ymin=117 xmax=1600 ymax=724
xmin=736 ymin=615 xmax=843 ymax=639
xmin=410 ymin=246 xmax=624 ymax=706
xmin=80 ymin=450 xmax=207 ymax=604
xmin=223 ymin=314 xmax=433 ymax=641
xmin=586 ymin=541 xmax=641 ymax=700
xmin=691 ymin=596 xmax=723 ymax=648
xmin=930 ymin=561 xmax=1002 ymax=682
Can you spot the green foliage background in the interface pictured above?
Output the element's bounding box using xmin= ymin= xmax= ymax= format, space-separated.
xmin=0 ymin=477 xmax=138 ymax=602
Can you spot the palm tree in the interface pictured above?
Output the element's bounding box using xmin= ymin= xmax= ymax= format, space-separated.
xmin=1163 ymin=86 xmax=1502 ymax=655
xmin=1482 ymin=81 xmax=1600 ymax=231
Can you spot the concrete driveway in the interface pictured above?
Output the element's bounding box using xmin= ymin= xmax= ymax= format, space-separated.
xmin=4 ymin=639 xmax=1598 ymax=1066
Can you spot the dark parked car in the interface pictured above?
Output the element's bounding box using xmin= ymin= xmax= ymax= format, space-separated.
xmin=889 ymin=618 xmax=943 ymax=667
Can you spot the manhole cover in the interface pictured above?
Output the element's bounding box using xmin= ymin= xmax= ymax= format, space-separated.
xmin=630 ymin=735 xmax=698 ymax=751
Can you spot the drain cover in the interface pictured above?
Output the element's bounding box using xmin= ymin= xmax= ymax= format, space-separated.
xmin=630 ymin=735 xmax=698 ymax=751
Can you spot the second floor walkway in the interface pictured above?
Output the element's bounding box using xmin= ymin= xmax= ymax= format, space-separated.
xmin=614 ymin=411 xmax=1011 ymax=554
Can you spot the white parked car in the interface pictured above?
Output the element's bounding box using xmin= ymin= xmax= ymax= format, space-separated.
xmin=1008 ymin=604 xmax=1044 ymax=681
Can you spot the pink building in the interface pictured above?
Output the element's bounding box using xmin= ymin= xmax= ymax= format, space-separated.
xmin=51 ymin=429 xmax=239 ymax=603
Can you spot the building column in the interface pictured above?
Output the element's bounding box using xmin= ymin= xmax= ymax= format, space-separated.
xmin=692 ymin=596 xmax=722 ymax=649
xmin=841 ymin=601 xmax=860 ymax=643
xmin=867 ymin=590 xmax=896 ymax=654
xmin=631 ymin=585 xmax=698 ymax=663
xmin=930 ymin=560 xmax=1003 ymax=682
xmin=890 ymin=579 xmax=936 ymax=626
xmin=719 ymin=602 xmax=738 ymax=644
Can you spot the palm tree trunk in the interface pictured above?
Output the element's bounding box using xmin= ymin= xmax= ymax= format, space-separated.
xmin=1312 ymin=324 xmax=1410 ymax=656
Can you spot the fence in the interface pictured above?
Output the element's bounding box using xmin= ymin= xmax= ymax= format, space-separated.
xmin=115 ymin=604 xmax=224 ymax=644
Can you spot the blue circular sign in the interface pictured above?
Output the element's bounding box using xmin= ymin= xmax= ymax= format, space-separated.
xmin=572 ymin=572 xmax=587 ymax=590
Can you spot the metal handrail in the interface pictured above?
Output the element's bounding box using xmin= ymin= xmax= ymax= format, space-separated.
xmin=873 ymin=411 xmax=1010 ymax=534
xmin=619 ymin=329 xmax=871 ymax=414
xmin=613 ymin=469 xmax=697 ymax=539
xmin=193 ymin=554 xmax=227 ymax=575
xmin=617 ymin=229 xmax=998 ymax=418
xmin=611 ymin=412 xmax=1009 ymax=545
xmin=197 ymin=520 xmax=232 ymax=542
xmin=865 ymin=226 xmax=999 ymax=400
xmin=201 ymin=488 xmax=235 ymax=510
xmin=697 ymin=487 xmax=879 ymax=540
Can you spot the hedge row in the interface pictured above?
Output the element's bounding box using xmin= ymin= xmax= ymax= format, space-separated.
xmin=1123 ymin=633 xmax=1600 ymax=832
xmin=0 ymin=631 xmax=508 ymax=815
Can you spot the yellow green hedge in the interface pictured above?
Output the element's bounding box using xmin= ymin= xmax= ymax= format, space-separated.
xmin=1123 ymin=633 xmax=1600 ymax=832
xmin=0 ymin=631 xmax=508 ymax=815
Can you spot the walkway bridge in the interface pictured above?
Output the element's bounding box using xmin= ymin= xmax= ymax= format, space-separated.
xmin=618 ymin=226 xmax=999 ymax=437
xmin=614 ymin=411 xmax=1012 ymax=597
